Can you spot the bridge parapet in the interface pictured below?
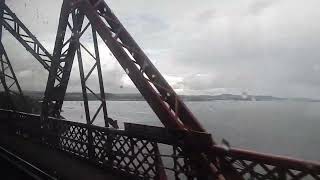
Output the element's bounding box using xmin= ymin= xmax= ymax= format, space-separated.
xmin=0 ymin=109 xmax=319 ymax=180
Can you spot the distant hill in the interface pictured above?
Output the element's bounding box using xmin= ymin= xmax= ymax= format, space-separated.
xmin=181 ymin=94 xmax=286 ymax=101
xmin=23 ymin=91 xmax=145 ymax=101
xmin=18 ymin=91 xmax=320 ymax=102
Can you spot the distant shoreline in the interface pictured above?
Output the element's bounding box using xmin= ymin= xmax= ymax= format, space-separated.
xmin=20 ymin=91 xmax=320 ymax=102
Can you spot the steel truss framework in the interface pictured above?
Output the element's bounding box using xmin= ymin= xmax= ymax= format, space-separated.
xmin=0 ymin=0 xmax=114 ymax=128
xmin=40 ymin=0 xmax=225 ymax=178
xmin=0 ymin=0 xmax=228 ymax=178
xmin=41 ymin=2 xmax=117 ymax=128
xmin=0 ymin=42 xmax=24 ymax=109
xmin=1 ymin=1 xmax=319 ymax=180
xmin=0 ymin=0 xmax=57 ymax=110
xmin=2 ymin=109 xmax=320 ymax=180
xmin=1 ymin=2 xmax=54 ymax=72
xmin=0 ymin=0 xmax=24 ymax=110
xmin=41 ymin=0 xmax=206 ymax=130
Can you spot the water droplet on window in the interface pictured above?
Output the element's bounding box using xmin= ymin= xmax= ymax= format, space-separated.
xmin=221 ymin=144 xmax=230 ymax=151
xmin=221 ymin=138 xmax=231 ymax=151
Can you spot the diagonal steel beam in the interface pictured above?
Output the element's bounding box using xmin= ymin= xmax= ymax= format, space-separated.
xmin=87 ymin=0 xmax=206 ymax=132
xmin=78 ymin=0 xmax=198 ymax=130
xmin=0 ymin=43 xmax=24 ymax=98
xmin=38 ymin=0 xmax=117 ymax=129
xmin=41 ymin=1 xmax=85 ymax=120
xmin=76 ymin=25 xmax=118 ymax=128
xmin=0 ymin=0 xmax=26 ymax=111
xmin=1 ymin=3 xmax=63 ymax=82
xmin=74 ymin=1 xmax=236 ymax=179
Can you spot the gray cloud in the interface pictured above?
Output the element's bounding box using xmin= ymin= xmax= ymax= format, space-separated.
xmin=2 ymin=0 xmax=320 ymax=98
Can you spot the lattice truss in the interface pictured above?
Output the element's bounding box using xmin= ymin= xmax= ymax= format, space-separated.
xmin=0 ymin=1 xmax=320 ymax=180
xmin=0 ymin=1 xmax=221 ymax=177
xmin=39 ymin=2 xmax=118 ymax=128
xmin=39 ymin=0 xmax=206 ymax=132
xmin=0 ymin=5 xmax=209 ymax=174
xmin=1 ymin=3 xmax=55 ymax=72
xmin=2 ymin=109 xmax=320 ymax=180
xmin=39 ymin=118 xmax=200 ymax=180
xmin=0 ymin=1 xmax=116 ymax=127
xmin=0 ymin=1 xmax=61 ymax=110
xmin=0 ymin=3 xmax=24 ymax=109
xmin=0 ymin=0 xmax=207 ymax=132
xmin=0 ymin=43 xmax=24 ymax=107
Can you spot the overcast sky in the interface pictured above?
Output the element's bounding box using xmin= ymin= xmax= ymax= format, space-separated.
xmin=2 ymin=0 xmax=320 ymax=98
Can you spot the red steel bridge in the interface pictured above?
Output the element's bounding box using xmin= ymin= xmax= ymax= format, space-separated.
xmin=0 ymin=0 xmax=319 ymax=179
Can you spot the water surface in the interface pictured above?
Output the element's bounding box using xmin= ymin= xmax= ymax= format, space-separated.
xmin=62 ymin=100 xmax=320 ymax=161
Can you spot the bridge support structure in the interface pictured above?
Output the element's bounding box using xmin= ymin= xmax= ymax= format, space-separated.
xmin=1 ymin=109 xmax=320 ymax=180
xmin=40 ymin=0 xmax=117 ymax=128
xmin=0 ymin=1 xmax=319 ymax=179
xmin=39 ymin=0 xmax=225 ymax=178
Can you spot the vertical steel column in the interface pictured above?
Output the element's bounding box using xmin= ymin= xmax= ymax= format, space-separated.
xmin=41 ymin=1 xmax=84 ymax=121
xmin=154 ymin=144 xmax=168 ymax=180
xmin=76 ymin=44 xmax=94 ymax=159
xmin=76 ymin=25 xmax=117 ymax=127
xmin=92 ymin=28 xmax=114 ymax=127
xmin=76 ymin=38 xmax=91 ymax=124
xmin=0 ymin=0 xmax=12 ymax=108
xmin=41 ymin=0 xmax=117 ymax=128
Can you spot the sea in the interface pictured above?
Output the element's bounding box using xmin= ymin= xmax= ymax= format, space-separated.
xmin=62 ymin=100 xmax=320 ymax=161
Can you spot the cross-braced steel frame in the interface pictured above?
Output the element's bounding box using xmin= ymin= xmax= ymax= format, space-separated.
xmin=39 ymin=0 xmax=228 ymax=178
xmin=76 ymin=26 xmax=118 ymax=128
xmin=0 ymin=0 xmax=115 ymax=128
xmin=5 ymin=1 xmax=314 ymax=179
xmin=41 ymin=0 xmax=206 ymax=131
xmin=0 ymin=0 xmax=25 ymax=110
xmin=0 ymin=0 xmax=234 ymax=178
xmin=1 ymin=1 xmax=320 ymax=180
xmin=40 ymin=1 xmax=117 ymax=128
xmin=0 ymin=0 xmax=59 ymax=111
xmin=0 ymin=43 xmax=25 ymax=109
xmin=2 ymin=0 xmax=206 ymax=133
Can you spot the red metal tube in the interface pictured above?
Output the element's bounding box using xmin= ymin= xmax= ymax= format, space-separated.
xmin=211 ymin=145 xmax=320 ymax=172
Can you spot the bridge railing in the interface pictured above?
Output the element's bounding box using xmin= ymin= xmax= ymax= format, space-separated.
xmin=0 ymin=109 xmax=212 ymax=179
xmin=0 ymin=109 xmax=319 ymax=180
xmin=211 ymin=146 xmax=320 ymax=180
